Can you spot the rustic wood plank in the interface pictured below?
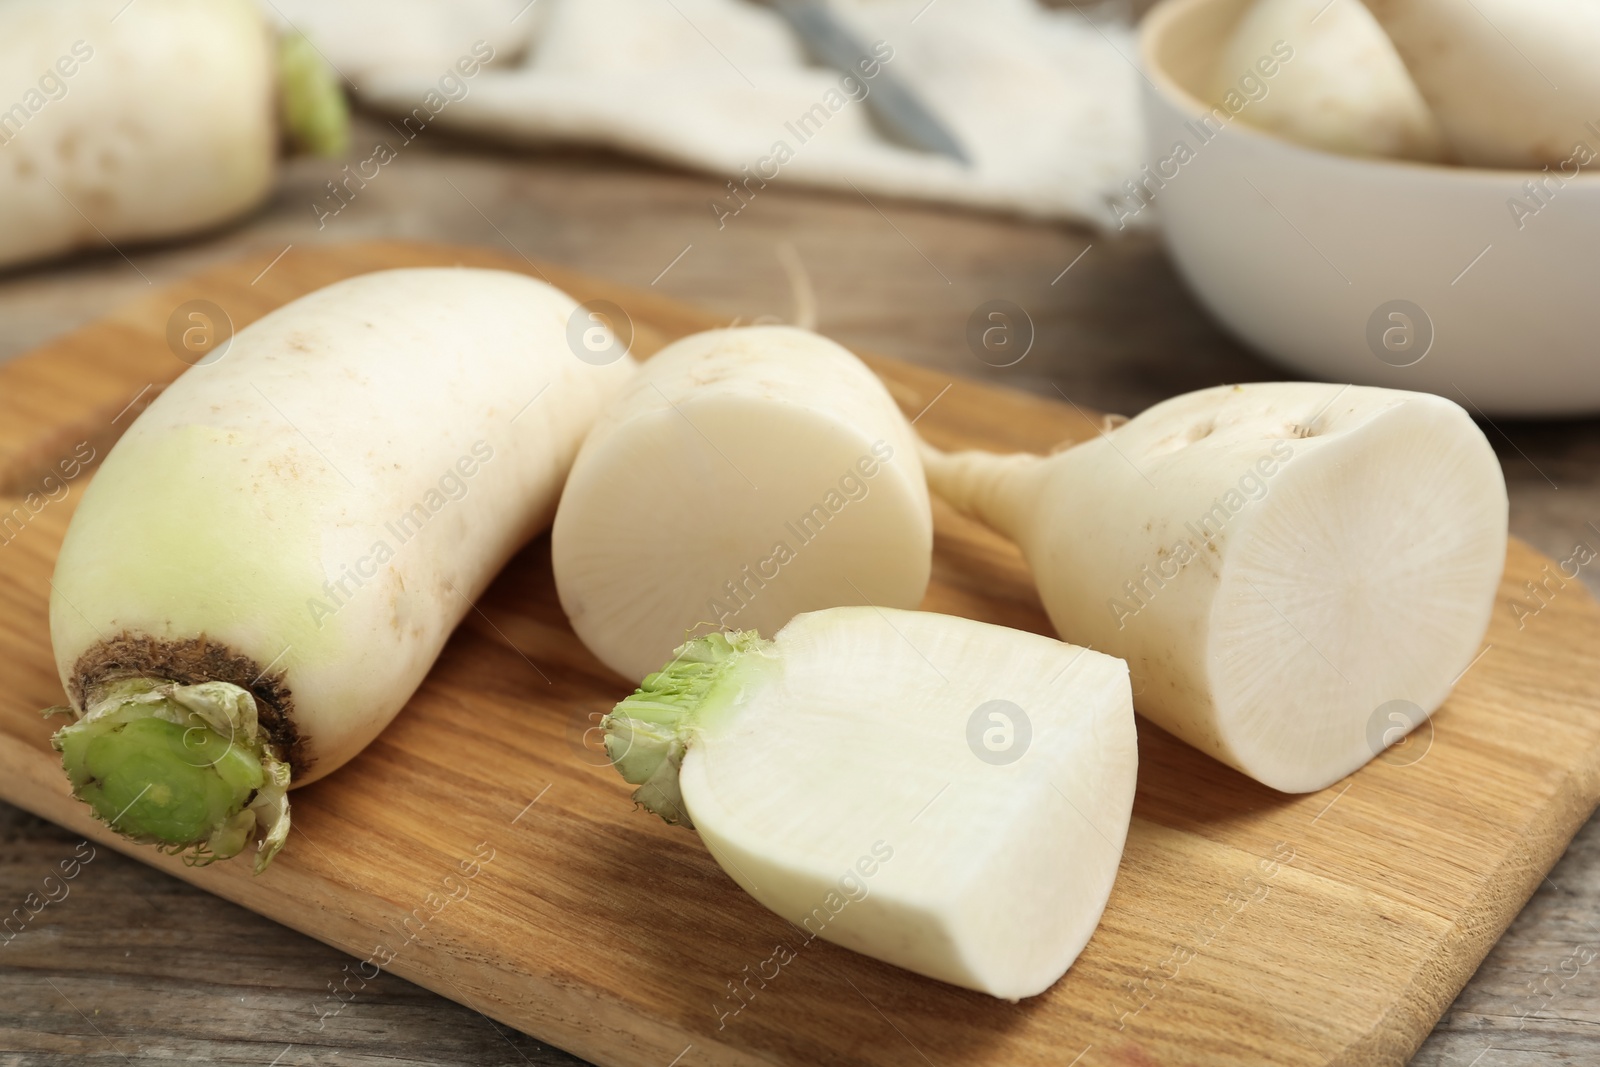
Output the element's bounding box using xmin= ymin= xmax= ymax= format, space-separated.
xmin=0 ymin=802 xmax=581 ymax=1066
xmin=2 ymin=241 xmax=1599 ymax=1067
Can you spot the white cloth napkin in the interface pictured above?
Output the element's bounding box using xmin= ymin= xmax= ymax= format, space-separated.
xmin=267 ymin=0 xmax=1146 ymax=228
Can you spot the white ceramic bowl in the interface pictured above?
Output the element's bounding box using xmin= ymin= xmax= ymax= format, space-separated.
xmin=1139 ymin=0 xmax=1600 ymax=416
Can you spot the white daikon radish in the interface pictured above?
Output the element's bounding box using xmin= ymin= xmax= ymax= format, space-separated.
xmin=921 ymin=384 xmax=1507 ymax=793
xmin=604 ymin=608 xmax=1137 ymax=1000
xmin=1360 ymin=0 xmax=1600 ymax=168
xmin=48 ymin=268 xmax=634 ymax=870
xmin=552 ymin=326 xmax=932 ymax=682
xmin=1211 ymin=0 xmax=1446 ymax=162
xmin=0 ymin=0 xmax=347 ymax=271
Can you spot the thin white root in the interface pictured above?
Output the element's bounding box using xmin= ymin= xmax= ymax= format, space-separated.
xmin=776 ymin=241 xmax=818 ymax=332
xmin=918 ymin=437 xmax=1046 ymax=543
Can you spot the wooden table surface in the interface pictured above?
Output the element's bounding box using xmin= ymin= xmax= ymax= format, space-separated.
xmin=2 ymin=115 xmax=1597 ymax=1067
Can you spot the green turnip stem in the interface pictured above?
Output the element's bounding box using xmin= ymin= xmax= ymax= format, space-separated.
xmin=604 ymin=631 xmax=774 ymax=829
xmin=278 ymin=32 xmax=349 ymax=158
xmin=917 ymin=439 xmax=1047 ymax=544
xmin=49 ymin=679 xmax=291 ymax=873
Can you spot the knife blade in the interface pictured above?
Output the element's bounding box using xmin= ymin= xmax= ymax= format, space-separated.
xmin=764 ymin=0 xmax=970 ymax=165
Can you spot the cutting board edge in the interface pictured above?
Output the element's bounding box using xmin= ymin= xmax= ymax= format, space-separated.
xmin=1342 ymin=754 xmax=1600 ymax=1066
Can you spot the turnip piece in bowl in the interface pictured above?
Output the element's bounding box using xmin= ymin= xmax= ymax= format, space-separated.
xmin=1211 ymin=0 xmax=1445 ymax=162
xmin=48 ymin=268 xmax=635 ymax=871
xmin=921 ymin=383 xmax=1507 ymax=793
xmin=604 ymin=608 xmax=1137 ymax=1001
xmin=553 ymin=326 xmax=932 ymax=682
xmin=1359 ymin=0 xmax=1600 ymax=168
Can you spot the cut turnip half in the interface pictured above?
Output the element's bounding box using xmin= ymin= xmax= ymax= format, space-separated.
xmin=553 ymin=326 xmax=932 ymax=682
xmin=922 ymin=383 xmax=1507 ymax=793
xmin=603 ymin=607 xmax=1137 ymax=1001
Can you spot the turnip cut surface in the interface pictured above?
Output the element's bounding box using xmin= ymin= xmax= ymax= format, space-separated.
xmin=554 ymin=326 xmax=931 ymax=682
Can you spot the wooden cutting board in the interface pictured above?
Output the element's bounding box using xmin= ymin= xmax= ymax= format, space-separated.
xmin=2 ymin=240 xmax=1597 ymax=1067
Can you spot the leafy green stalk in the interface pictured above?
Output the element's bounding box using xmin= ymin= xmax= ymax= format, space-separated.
xmin=604 ymin=631 xmax=772 ymax=828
